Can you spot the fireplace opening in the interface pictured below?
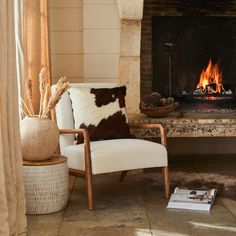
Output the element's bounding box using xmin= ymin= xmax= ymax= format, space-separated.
xmin=152 ymin=16 xmax=236 ymax=112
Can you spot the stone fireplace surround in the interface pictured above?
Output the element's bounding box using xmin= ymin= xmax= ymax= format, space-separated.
xmin=116 ymin=0 xmax=144 ymax=114
xmin=117 ymin=0 xmax=236 ymax=141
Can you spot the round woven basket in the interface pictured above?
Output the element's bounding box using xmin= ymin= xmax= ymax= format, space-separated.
xmin=23 ymin=156 xmax=69 ymax=214
xmin=140 ymin=102 xmax=179 ymax=118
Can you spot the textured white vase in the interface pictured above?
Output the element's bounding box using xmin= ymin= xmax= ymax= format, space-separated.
xmin=20 ymin=116 xmax=59 ymax=161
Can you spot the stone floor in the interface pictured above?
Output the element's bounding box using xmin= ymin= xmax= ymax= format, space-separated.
xmin=27 ymin=155 xmax=236 ymax=236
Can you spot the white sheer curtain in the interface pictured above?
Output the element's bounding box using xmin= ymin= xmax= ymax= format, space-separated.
xmin=14 ymin=0 xmax=24 ymax=119
xmin=0 ymin=0 xmax=27 ymax=235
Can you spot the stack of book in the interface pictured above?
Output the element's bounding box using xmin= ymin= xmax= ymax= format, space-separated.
xmin=167 ymin=187 xmax=218 ymax=211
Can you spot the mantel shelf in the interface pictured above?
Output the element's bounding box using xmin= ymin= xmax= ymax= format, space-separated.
xmin=128 ymin=112 xmax=236 ymax=138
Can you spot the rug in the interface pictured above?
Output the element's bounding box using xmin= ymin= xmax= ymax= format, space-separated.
xmin=128 ymin=170 xmax=236 ymax=200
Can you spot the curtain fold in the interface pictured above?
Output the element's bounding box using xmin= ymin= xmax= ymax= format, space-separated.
xmin=0 ymin=0 xmax=27 ymax=235
xmin=14 ymin=0 xmax=24 ymax=119
xmin=24 ymin=0 xmax=51 ymax=114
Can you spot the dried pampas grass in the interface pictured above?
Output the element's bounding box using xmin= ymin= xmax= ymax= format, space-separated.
xmin=20 ymin=97 xmax=32 ymax=116
xmin=26 ymin=79 xmax=34 ymax=115
xmin=19 ymin=67 xmax=70 ymax=118
xmin=42 ymin=78 xmax=69 ymax=117
xmin=39 ymin=67 xmax=47 ymax=116
xmin=42 ymin=83 xmax=50 ymax=115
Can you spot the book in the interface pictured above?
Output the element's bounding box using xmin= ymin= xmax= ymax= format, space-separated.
xmin=167 ymin=187 xmax=218 ymax=211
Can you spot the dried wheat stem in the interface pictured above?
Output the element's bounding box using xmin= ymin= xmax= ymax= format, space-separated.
xmin=39 ymin=67 xmax=47 ymax=117
xmin=26 ymin=79 xmax=35 ymax=115
xmin=42 ymin=80 xmax=69 ymax=117
xmin=20 ymin=97 xmax=32 ymax=116
xmin=18 ymin=104 xmax=28 ymax=117
xmin=57 ymin=77 xmax=66 ymax=87
xmin=42 ymin=83 xmax=50 ymax=116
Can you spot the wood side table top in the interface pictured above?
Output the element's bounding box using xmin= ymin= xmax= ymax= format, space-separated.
xmin=23 ymin=155 xmax=67 ymax=166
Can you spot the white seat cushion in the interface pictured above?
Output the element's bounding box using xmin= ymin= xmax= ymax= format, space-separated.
xmin=61 ymin=139 xmax=167 ymax=175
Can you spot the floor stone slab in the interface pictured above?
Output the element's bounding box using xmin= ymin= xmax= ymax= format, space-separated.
xmin=62 ymin=173 xmax=150 ymax=229
xmin=27 ymin=210 xmax=65 ymax=236
xmin=59 ymin=226 xmax=151 ymax=236
xmin=143 ymin=183 xmax=236 ymax=236
xmin=27 ymin=155 xmax=236 ymax=236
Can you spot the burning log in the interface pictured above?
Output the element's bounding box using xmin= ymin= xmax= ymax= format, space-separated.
xmin=197 ymin=58 xmax=222 ymax=93
xmin=187 ymin=58 xmax=233 ymax=97
xmin=222 ymin=85 xmax=233 ymax=95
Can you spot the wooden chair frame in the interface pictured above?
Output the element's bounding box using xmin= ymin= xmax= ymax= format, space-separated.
xmin=60 ymin=123 xmax=170 ymax=210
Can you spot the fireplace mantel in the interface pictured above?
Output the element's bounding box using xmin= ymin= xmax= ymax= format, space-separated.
xmin=129 ymin=112 xmax=236 ymax=138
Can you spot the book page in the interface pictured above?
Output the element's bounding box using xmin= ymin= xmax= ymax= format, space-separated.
xmin=170 ymin=193 xmax=211 ymax=204
xmin=174 ymin=187 xmax=216 ymax=198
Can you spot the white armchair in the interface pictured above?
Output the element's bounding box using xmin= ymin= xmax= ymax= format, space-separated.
xmin=53 ymin=83 xmax=170 ymax=210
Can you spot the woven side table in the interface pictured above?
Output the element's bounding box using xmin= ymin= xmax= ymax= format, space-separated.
xmin=23 ymin=155 xmax=69 ymax=214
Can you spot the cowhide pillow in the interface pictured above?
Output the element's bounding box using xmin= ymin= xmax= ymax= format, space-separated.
xmin=69 ymin=86 xmax=133 ymax=144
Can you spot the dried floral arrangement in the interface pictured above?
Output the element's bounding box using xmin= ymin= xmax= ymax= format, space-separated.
xmin=20 ymin=67 xmax=70 ymax=118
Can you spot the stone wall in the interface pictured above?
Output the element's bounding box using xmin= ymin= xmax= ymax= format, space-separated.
xmin=49 ymin=0 xmax=84 ymax=84
xmin=140 ymin=0 xmax=153 ymax=96
xmin=83 ymin=0 xmax=120 ymax=84
xmin=49 ymin=0 xmax=120 ymax=85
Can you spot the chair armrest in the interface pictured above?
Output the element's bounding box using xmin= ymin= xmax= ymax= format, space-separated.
xmin=129 ymin=123 xmax=167 ymax=147
xmin=60 ymin=129 xmax=90 ymax=142
xmin=59 ymin=129 xmax=92 ymax=172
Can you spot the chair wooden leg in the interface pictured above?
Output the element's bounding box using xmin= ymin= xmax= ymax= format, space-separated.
xmin=85 ymin=170 xmax=94 ymax=210
xmin=162 ymin=166 xmax=170 ymax=198
xmin=119 ymin=171 xmax=128 ymax=181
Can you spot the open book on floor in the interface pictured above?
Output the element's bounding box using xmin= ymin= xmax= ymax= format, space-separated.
xmin=167 ymin=187 xmax=218 ymax=212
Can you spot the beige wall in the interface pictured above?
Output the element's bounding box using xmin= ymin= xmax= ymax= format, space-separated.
xmin=49 ymin=0 xmax=84 ymax=84
xmin=49 ymin=0 xmax=120 ymax=84
xmin=83 ymin=0 xmax=120 ymax=84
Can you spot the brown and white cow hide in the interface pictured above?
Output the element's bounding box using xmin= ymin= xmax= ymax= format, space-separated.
xmin=68 ymin=86 xmax=132 ymax=143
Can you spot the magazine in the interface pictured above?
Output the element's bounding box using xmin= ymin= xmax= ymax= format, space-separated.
xmin=167 ymin=187 xmax=218 ymax=211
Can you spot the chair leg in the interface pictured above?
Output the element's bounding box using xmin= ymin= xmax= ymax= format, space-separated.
xmin=162 ymin=166 xmax=170 ymax=198
xmin=85 ymin=170 xmax=94 ymax=210
xmin=119 ymin=171 xmax=128 ymax=181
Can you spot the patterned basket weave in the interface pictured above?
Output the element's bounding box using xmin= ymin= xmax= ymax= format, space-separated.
xmin=23 ymin=160 xmax=69 ymax=214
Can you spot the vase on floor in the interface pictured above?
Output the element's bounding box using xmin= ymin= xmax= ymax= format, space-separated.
xmin=20 ymin=116 xmax=59 ymax=161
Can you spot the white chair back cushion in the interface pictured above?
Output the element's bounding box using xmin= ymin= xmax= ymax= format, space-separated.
xmin=52 ymin=83 xmax=116 ymax=151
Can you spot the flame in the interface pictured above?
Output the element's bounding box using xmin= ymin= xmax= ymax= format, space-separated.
xmin=197 ymin=58 xmax=222 ymax=93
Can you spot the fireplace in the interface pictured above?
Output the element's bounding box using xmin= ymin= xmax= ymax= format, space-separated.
xmin=152 ymin=16 xmax=236 ymax=112
xmin=141 ymin=0 xmax=236 ymax=113
xmin=117 ymin=1 xmax=236 ymax=155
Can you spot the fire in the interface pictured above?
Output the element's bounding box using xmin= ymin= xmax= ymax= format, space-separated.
xmin=196 ymin=58 xmax=222 ymax=93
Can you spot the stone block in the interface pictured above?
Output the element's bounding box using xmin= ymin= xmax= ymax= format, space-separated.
xmin=84 ymin=54 xmax=119 ymax=78
xmin=84 ymin=5 xmax=120 ymax=29
xmin=117 ymin=0 xmax=144 ymax=20
xmin=121 ymin=20 xmax=141 ymax=57
xmin=119 ymin=56 xmax=140 ymax=114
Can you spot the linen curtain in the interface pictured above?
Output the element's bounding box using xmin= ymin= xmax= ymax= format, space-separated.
xmin=24 ymin=0 xmax=51 ymax=114
xmin=0 ymin=0 xmax=27 ymax=235
xmin=14 ymin=0 xmax=24 ymax=119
